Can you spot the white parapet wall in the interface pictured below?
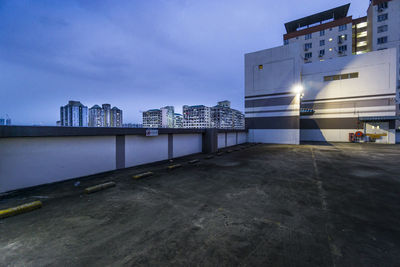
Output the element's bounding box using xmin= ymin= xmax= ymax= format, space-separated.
xmin=173 ymin=134 xmax=202 ymax=158
xmin=218 ymin=133 xmax=226 ymax=149
xmin=0 ymin=127 xmax=248 ymax=193
xmin=125 ymin=135 xmax=169 ymax=167
xmin=217 ymin=131 xmax=247 ymax=148
xmin=0 ymin=136 xmax=116 ymax=193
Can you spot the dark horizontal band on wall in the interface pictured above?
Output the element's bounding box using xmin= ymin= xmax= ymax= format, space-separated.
xmin=301 ymin=97 xmax=396 ymax=110
xmin=300 ymin=118 xmax=361 ymax=129
xmin=246 ymin=116 xmax=299 ymax=129
xmin=246 ymin=109 xmax=299 ymax=114
xmin=245 ymin=96 xmax=297 ymax=108
xmin=245 ymin=92 xmax=294 ymax=99
xmin=301 ymin=93 xmax=396 ymax=103
xmin=0 ymin=126 xmax=246 ymax=138
xmin=301 ymin=118 xmax=396 ymax=130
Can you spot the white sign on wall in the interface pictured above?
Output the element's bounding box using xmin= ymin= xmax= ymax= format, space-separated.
xmin=146 ymin=129 xmax=159 ymax=136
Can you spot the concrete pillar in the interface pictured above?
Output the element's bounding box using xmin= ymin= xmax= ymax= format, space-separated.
xmin=116 ymin=135 xmax=125 ymax=169
xmin=168 ymin=133 xmax=173 ymax=159
xmin=202 ymin=129 xmax=218 ymax=153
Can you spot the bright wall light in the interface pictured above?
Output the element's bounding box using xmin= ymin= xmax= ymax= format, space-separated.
xmin=292 ymin=84 xmax=304 ymax=94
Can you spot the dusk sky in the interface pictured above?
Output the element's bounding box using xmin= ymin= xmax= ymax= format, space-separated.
xmin=0 ymin=0 xmax=368 ymax=125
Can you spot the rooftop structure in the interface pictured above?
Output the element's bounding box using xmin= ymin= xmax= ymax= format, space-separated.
xmin=284 ymin=4 xmax=350 ymax=34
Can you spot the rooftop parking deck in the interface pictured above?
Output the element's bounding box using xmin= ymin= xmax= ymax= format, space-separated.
xmin=1 ymin=143 xmax=400 ymax=266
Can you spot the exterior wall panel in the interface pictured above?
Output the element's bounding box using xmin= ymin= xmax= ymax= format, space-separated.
xmin=173 ymin=134 xmax=202 ymax=158
xmin=125 ymin=135 xmax=168 ymax=167
xmin=0 ymin=136 xmax=116 ymax=193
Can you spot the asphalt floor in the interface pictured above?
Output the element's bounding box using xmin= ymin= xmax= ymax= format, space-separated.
xmin=1 ymin=143 xmax=400 ymax=266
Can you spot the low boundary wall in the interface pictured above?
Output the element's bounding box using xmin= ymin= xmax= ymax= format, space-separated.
xmin=0 ymin=126 xmax=247 ymax=193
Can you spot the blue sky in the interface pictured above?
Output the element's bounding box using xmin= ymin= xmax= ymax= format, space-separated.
xmin=0 ymin=0 xmax=368 ymax=125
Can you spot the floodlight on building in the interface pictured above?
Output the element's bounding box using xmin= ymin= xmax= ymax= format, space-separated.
xmin=292 ymin=84 xmax=304 ymax=94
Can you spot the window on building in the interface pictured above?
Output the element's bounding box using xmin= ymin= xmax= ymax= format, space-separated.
xmin=378 ymin=25 xmax=388 ymax=33
xmin=377 ymin=36 xmax=388 ymax=44
xmin=378 ymin=2 xmax=388 ymax=10
xmin=319 ymin=49 xmax=325 ymax=57
xmin=304 ymin=43 xmax=312 ymax=50
xmin=338 ymin=45 xmax=347 ymax=53
xmin=378 ymin=14 xmax=388 ymax=22
xmin=324 ymin=72 xmax=358 ymax=82
xmin=320 ymin=40 xmax=325 ymax=46
xmin=284 ymin=39 xmax=289 ymax=45
xmin=305 ymin=33 xmax=312 ymax=40
xmin=339 ymin=24 xmax=347 ymax=31
xmin=338 ymin=34 xmax=347 ymax=44
xmin=320 ymin=30 xmax=325 ymax=36
xmin=304 ymin=52 xmax=312 ymax=59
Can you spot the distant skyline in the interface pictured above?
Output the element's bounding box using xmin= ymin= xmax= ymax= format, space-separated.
xmin=0 ymin=0 xmax=368 ymax=125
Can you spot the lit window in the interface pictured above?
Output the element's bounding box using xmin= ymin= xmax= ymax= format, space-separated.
xmin=329 ymin=38 xmax=333 ymax=42
xmin=258 ymin=65 xmax=263 ymax=70
xmin=329 ymin=48 xmax=333 ymax=51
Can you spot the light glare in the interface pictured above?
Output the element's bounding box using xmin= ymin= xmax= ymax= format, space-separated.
xmin=293 ymin=85 xmax=303 ymax=94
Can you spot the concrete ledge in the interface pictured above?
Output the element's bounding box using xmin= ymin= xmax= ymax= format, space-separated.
xmin=0 ymin=126 xmax=206 ymax=138
xmin=133 ymin=172 xmax=153 ymax=179
xmin=84 ymin=182 xmax=116 ymax=194
xmin=0 ymin=201 xmax=42 ymax=219
xmin=188 ymin=159 xmax=200 ymax=164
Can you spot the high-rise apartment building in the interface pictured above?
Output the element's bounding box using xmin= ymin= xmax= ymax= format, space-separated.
xmin=161 ymin=106 xmax=175 ymax=128
xmin=143 ymin=109 xmax=163 ymax=128
xmin=284 ymin=4 xmax=354 ymax=62
xmin=142 ymin=106 xmax=174 ymax=128
xmin=102 ymin=104 xmax=111 ymax=127
xmin=211 ymin=101 xmax=245 ymax=129
xmin=367 ymin=0 xmax=400 ymax=94
xmin=183 ymin=105 xmax=212 ymax=128
xmin=89 ymin=105 xmax=104 ymax=127
xmin=89 ymin=104 xmax=123 ymax=127
xmin=111 ymin=106 xmax=123 ymax=127
xmin=174 ymin=113 xmax=183 ymax=128
xmin=142 ymin=102 xmax=244 ymax=129
xmin=0 ymin=117 xmax=11 ymax=126
xmin=60 ymin=101 xmax=88 ymax=127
